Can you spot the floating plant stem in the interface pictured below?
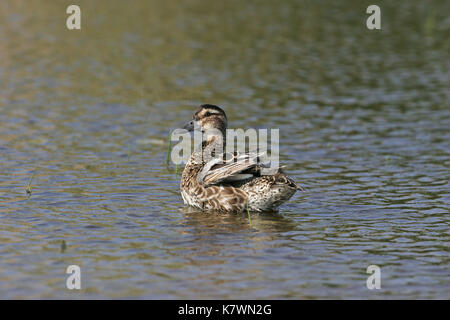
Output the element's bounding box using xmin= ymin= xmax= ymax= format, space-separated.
xmin=246 ymin=199 xmax=252 ymax=228
xmin=61 ymin=240 xmax=67 ymax=253
xmin=25 ymin=172 xmax=35 ymax=197
xmin=166 ymin=130 xmax=173 ymax=165
xmin=166 ymin=130 xmax=180 ymax=174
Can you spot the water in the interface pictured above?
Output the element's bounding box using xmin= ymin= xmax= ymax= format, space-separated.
xmin=0 ymin=0 xmax=449 ymax=299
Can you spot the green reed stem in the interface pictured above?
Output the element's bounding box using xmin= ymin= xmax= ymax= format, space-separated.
xmin=166 ymin=130 xmax=173 ymax=165
xmin=246 ymin=199 xmax=252 ymax=228
xmin=166 ymin=130 xmax=180 ymax=174
xmin=61 ymin=240 xmax=67 ymax=253
xmin=25 ymin=172 xmax=35 ymax=196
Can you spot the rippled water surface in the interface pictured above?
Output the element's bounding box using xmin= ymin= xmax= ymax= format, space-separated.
xmin=0 ymin=0 xmax=449 ymax=299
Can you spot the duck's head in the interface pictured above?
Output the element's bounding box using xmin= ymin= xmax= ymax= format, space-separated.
xmin=183 ymin=104 xmax=227 ymax=134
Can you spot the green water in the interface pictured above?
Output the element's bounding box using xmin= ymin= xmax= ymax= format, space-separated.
xmin=0 ymin=0 xmax=449 ymax=299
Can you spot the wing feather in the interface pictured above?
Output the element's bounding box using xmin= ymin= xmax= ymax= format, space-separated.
xmin=197 ymin=152 xmax=266 ymax=186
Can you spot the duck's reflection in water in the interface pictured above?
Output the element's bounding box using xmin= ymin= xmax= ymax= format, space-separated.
xmin=179 ymin=206 xmax=297 ymax=233
xmin=169 ymin=206 xmax=299 ymax=269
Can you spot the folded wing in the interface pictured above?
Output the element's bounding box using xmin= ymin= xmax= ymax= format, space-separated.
xmin=197 ymin=152 xmax=275 ymax=186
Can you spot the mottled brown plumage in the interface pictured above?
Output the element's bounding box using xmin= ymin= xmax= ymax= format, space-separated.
xmin=180 ymin=104 xmax=302 ymax=212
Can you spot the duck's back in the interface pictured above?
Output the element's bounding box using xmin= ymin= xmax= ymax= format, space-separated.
xmin=181 ymin=157 xmax=299 ymax=212
xmin=233 ymin=171 xmax=299 ymax=212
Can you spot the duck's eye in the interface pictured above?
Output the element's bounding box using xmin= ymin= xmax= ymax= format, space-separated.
xmin=204 ymin=112 xmax=211 ymax=117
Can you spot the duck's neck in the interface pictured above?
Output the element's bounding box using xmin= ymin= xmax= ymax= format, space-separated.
xmin=191 ymin=131 xmax=226 ymax=165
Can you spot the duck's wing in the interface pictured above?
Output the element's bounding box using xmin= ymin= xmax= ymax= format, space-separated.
xmin=197 ymin=152 xmax=265 ymax=186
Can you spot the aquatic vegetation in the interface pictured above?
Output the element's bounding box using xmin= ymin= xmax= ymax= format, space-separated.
xmin=246 ymin=199 xmax=252 ymax=228
xmin=61 ymin=240 xmax=67 ymax=253
xmin=166 ymin=130 xmax=179 ymax=174
xmin=25 ymin=172 xmax=35 ymax=197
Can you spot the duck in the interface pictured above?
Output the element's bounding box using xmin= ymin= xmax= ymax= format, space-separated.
xmin=180 ymin=104 xmax=302 ymax=212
